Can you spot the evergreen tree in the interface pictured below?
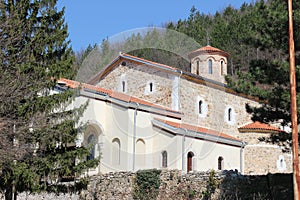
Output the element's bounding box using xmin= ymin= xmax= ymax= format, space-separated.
xmin=167 ymin=0 xmax=299 ymax=142
xmin=0 ymin=0 xmax=98 ymax=199
xmin=226 ymin=0 xmax=300 ymax=133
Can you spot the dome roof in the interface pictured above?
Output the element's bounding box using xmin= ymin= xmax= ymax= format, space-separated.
xmin=188 ymin=45 xmax=230 ymax=58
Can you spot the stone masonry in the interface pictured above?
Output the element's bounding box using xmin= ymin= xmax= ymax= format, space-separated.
xmin=238 ymin=132 xmax=292 ymax=175
xmin=97 ymin=61 xmax=176 ymax=109
xmin=15 ymin=170 xmax=293 ymax=200
xmin=97 ymin=57 xmax=261 ymax=137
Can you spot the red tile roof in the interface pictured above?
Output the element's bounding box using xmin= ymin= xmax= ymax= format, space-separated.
xmin=58 ymin=78 xmax=181 ymax=115
xmin=155 ymin=118 xmax=240 ymax=141
xmin=59 ymin=78 xmax=112 ymax=95
xmin=188 ymin=45 xmax=230 ymax=58
xmin=238 ymin=121 xmax=285 ymax=133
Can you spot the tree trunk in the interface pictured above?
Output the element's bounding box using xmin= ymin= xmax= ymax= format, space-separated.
xmin=5 ymin=184 xmax=17 ymax=200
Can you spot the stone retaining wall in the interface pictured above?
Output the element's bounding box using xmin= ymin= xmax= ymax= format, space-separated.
xmin=15 ymin=169 xmax=292 ymax=200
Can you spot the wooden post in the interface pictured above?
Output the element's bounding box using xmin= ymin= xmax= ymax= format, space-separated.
xmin=288 ymin=0 xmax=300 ymax=199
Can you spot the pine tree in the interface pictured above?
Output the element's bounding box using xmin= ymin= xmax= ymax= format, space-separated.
xmin=165 ymin=0 xmax=299 ymax=144
xmin=0 ymin=0 xmax=98 ymax=199
xmin=226 ymin=0 xmax=300 ymax=132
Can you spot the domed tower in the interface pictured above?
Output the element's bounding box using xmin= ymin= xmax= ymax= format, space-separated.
xmin=188 ymin=45 xmax=230 ymax=84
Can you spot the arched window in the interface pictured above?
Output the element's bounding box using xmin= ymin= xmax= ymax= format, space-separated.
xmin=221 ymin=61 xmax=224 ymax=75
xmin=208 ymin=59 xmax=213 ymax=74
xmin=145 ymin=81 xmax=155 ymax=95
xmin=196 ymin=60 xmax=200 ymax=75
xmin=149 ymin=82 xmax=153 ymax=92
xmin=196 ymin=97 xmax=208 ymax=118
xmin=218 ymin=156 xmax=224 ymax=170
xmin=87 ymin=134 xmax=96 ymax=160
xmin=112 ymin=138 xmax=121 ymax=165
xmin=277 ymin=155 xmax=286 ymax=171
xmin=187 ymin=151 xmax=194 ymax=172
xmin=162 ymin=151 xmax=168 ymax=168
xmin=224 ymin=106 xmax=235 ymax=125
xmin=198 ymin=100 xmax=203 ymax=114
xmin=228 ymin=108 xmax=232 ymax=121
xmin=280 ymin=158 xmax=284 ymax=168
xmin=120 ymin=74 xmax=127 ymax=93
xmin=136 ymin=139 xmax=146 ymax=167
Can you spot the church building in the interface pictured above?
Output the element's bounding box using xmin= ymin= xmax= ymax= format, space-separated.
xmin=58 ymin=45 xmax=292 ymax=175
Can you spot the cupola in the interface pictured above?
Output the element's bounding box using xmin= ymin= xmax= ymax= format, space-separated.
xmin=188 ymin=45 xmax=229 ymax=84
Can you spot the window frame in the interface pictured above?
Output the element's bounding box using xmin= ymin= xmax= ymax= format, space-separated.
xmin=220 ymin=60 xmax=224 ymax=76
xmin=196 ymin=96 xmax=208 ymax=118
xmin=196 ymin=60 xmax=200 ymax=75
xmin=87 ymin=134 xmax=96 ymax=160
xmin=224 ymin=106 xmax=236 ymax=125
xmin=218 ymin=156 xmax=224 ymax=170
xmin=161 ymin=151 xmax=168 ymax=168
xmin=208 ymin=59 xmax=213 ymax=74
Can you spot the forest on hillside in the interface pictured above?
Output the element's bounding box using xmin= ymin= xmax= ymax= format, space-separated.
xmin=77 ymin=0 xmax=299 ymax=77
xmin=77 ymin=0 xmax=299 ymax=131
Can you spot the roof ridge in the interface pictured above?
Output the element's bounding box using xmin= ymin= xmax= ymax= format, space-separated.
xmin=238 ymin=121 xmax=285 ymax=133
xmin=121 ymin=53 xmax=178 ymax=71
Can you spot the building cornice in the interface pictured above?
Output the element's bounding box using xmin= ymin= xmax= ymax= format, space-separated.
xmin=57 ymin=79 xmax=182 ymax=120
xmin=87 ymin=52 xmax=263 ymax=104
xmin=152 ymin=119 xmax=246 ymax=148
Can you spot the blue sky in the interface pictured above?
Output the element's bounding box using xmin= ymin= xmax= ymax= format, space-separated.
xmin=57 ymin=0 xmax=253 ymax=51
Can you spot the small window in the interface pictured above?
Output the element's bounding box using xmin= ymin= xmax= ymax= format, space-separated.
xmin=162 ymin=151 xmax=167 ymax=168
xmin=198 ymin=100 xmax=203 ymax=114
xmin=121 ymin=61 xmax=127 ymax=66
xmin=208 ymin=59 xmax=213 ymax=74
xmin=218 ymin=156 xmax=224 ymax=170
xmin=145 ymin=81 xmax=155 ymax=95
xmin=228 ymin=108 xmax=232 ymax=121
xmin=280 ymin=159 xmax=284 ymax=168
xmin=221 ymin=61 xmax=224 ymax=75
xmin=196 ymin=97 xmax=208 ymax=118
xmin=149 ymin=82 xmax=153 ymax=92
xmin=225 ymin=106 xmax=235 ymax=125
xmin=196 ymin=60 xmax=200 ymax=75
xmin=122 ymin=81 xmax=126 ymax=93
xmin=277 ymin=155 xmax=286 ymax=171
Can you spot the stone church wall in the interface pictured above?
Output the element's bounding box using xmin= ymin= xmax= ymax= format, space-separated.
xmin=97 ymin=62 xmax=176 ymax=109
xmin=243 ymin=145 xmax=292 ymax=175
xmin=180 ymin=78 xmax=260 ymax=136
xmin=97 ymin=60 xmax=261 ymax=137
xmin=238 ymin=132 xmax=293 ymax=175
